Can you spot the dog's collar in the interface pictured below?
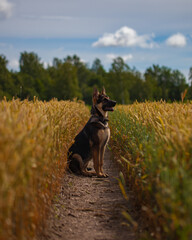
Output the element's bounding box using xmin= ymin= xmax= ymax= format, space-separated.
xmin=90 ymin=115 xmax=109 ymax=129
xmin=91 ymin=105 xmax=108 ymax=119
xmin=91 ymin=105 xmax=109 ymax=122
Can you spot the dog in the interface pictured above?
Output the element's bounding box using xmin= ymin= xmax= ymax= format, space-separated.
xmin=67 ymin=87 xmax=116 ymax=178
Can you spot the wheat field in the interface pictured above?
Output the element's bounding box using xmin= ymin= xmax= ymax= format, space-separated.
xmin=1 ymin=99 xmax=192 ymax=240
xmin=0 ymin=98 xmax=89 ymax=240
xmin=109 ymin=101 xmax=192 ymax=240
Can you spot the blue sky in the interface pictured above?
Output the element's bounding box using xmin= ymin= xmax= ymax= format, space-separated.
xmin=0 ymin=0 xmax=192 ymax=81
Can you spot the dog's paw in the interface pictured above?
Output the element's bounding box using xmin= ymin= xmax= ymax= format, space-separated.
xmin=103 ymin=173 xmax=109 ymax=178
xmin=97 ymin=173 xmax=109 ymax=178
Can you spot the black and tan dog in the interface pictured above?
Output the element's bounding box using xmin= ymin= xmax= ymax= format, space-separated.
xmin=67 ymin=87 xmax=116 ymax=178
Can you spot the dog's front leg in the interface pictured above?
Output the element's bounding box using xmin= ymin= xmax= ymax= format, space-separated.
xmin=99 ymin=146 xmax=108 ymax=178
xmin=92 ymin=146 xmax=104 ymax=178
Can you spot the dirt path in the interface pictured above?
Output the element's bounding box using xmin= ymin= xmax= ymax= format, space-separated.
xmin=39 ymin=148 xmax=136 ymax=240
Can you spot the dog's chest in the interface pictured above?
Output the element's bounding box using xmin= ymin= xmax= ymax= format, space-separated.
xmin=97 ymin=128 xmax=110 ymax=147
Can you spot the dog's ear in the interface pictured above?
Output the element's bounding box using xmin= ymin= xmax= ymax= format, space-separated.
xmin=101 ymin=86 xmax=106 ymax=95
xmin=92 ymin=88 xmax=99 ymax=105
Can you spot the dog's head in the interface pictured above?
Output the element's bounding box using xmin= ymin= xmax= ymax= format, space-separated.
xmin=92 ymin=87 xmax=116 ymax=117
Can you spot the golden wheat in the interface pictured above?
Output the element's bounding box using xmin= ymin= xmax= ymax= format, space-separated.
xmin=0 ymin=98 xmax=89 ymax=240
xmin=118 ymin=101 xmax=192 ymax=156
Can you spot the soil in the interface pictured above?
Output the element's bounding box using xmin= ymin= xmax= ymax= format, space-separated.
xmin=39 ymin=147 xmax=137 ymax=240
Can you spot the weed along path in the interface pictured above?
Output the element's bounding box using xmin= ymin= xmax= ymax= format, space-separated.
xmin=40 ymin=148 xmax=136 ymax=240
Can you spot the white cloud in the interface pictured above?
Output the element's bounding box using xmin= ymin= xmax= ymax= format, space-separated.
xmin=0 ymin=0 xmax=13 ymax=20
xmin=106 ymin=53 xmax=133 ymax=62
xmin=42 ymin=61 xmax=50 ymax=69
xmin=166 ymin=33 xmax=187 ymax=47
xmin=93 ymin=26 xmax=156 ymax=48
xmin=8 ymin=59 xmax=19 ymax=70
xmin=122 ymin=54 xmax=133 ymax=62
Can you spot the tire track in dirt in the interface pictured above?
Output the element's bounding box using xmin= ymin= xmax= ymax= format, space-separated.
xmin=39 ymin=147 xmax=136 ymax=240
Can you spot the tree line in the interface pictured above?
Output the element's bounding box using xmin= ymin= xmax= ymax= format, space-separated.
xmin=0 ymin=52 xmax=192 ymax=105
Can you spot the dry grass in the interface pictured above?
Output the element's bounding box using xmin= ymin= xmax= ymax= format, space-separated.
xmin=109 ymin=101 xmax=192 ymax=240
xmin=0 ymin=98 xmax=89 ymax=240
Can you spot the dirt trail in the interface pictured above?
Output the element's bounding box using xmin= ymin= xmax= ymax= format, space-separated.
xmin=39 ymin=148 xmax=136 ymax=240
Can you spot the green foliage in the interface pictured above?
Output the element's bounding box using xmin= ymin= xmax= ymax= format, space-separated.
xmin=0 ymin=55 xmax=16 ymax=99
xmin=48 ymin=59 xmax=82 ymax=100
xmin=0 ymin=52 xmax=192 ymax=103
xmin=107 ymin=57 xmax=131 ymax=104
xmin=145 ymin=65 xmax=188 ymax=101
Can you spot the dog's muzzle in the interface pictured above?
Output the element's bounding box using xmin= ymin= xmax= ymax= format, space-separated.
xmin=103 ymin=100 xmax=116 ymax=111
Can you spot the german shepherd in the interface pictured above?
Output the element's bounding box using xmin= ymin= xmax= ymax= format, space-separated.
xmin=67 ymin=87 xmax=116 ymax=178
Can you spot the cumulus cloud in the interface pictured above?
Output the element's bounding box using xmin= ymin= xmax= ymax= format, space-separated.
xmin=93 ymin=26 xmax=156 ymax=48
xmin=166 ymin=33 xmax=186 ymax=47
xmin=0 ymin=0 xmax=13 ymax=20
xmin=106 ymin=53 xmax=133 ymax=62
xmin=8 ymin=59 xmax=19 ymax=69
